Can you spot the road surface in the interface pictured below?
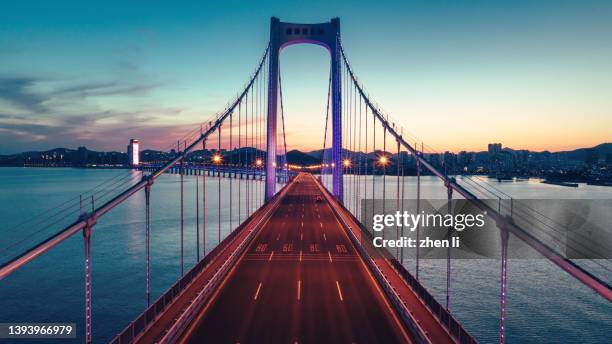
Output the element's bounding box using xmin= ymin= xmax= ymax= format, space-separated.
xmin=179 ymin=173 xmax=412 ymax=344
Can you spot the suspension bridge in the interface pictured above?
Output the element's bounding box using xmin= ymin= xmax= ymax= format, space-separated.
xmin=1 ymin=17 xmax=610 ymax=344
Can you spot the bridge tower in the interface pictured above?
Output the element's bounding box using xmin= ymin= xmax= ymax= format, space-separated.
xmin=266 ymin=17 xmax=343 ymax=201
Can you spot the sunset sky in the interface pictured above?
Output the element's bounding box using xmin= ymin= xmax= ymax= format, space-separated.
xmin=1 ymin=0 xmax=611 ymax=154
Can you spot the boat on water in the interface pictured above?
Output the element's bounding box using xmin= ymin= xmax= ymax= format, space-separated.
xmin=541 ymin=180 xmax=579 ymax=187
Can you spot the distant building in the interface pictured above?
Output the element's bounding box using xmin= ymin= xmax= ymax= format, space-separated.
xmin=487 ymin=143 xmax=504 ymax=176
xmin=488 ymin=143 xmax=502 ymax=155
xmin=458 ymin=150 xmax=474 ymax=173
xmin=127 ymin=139 xmax=140 ymax=166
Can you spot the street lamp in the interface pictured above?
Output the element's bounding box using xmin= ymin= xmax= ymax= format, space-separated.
xmin=212 ymin=154 xmax=222 ymax=164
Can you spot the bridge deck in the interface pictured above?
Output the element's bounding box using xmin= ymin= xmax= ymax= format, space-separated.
xmin=179 ymin=173 xmax=412 ymax=343
xmin=128 ymin=173 xmax=458 ymax=344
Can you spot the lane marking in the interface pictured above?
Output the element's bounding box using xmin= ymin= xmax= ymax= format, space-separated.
xmin=335 ymin=281 xmax=344 ymax=301
xmin=268 ymin=251 xmax=274 ymax=261
xmin=323 ymin=233 xmax=327 ymax=241
xmin=297 ymin=280 xmax=301 ymax=301
xmin=300 ymin=232 xmax=303 ymax=241
xmin=254 ymin=282 xmax=263 ymax=300
xmin=299 ymin=250 xmax=303 ymax=262
xmin=301 ymin=221 xmax=303 ymax=227
xmin=276 ymin=234 xmax=280 ymax=241
xmin=328 ymin=251 xmax=333 ymax=263
xmin=320 ymin=222 xmax=323 ymax=228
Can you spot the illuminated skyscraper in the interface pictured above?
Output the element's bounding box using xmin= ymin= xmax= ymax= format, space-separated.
xmin=127 ymin=139 xmax=140 ymax=166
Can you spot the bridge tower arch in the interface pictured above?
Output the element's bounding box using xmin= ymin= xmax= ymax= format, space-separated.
xmin=266 ymin=17 xmax=343 ymax=201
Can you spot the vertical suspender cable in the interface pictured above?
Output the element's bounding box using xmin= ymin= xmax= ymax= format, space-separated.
xmin=263 ymin=65 xmax=267 ymax=198
xmin=251 ymin=77 xmax=255 ymax=213
xmin=345 ymin=65 xmax=349 ymax=207
xmin=262 ymin=65 xmax=266 ymax=200
xmin=346 ymin=78 xmax=355 ymax=213
xmin=202 ymin=137 xmax=206 ymax=257
xmin=400 ymin=140 xmax=404 ymax=265
xmin=218 ymin=126 xmax=221 ymax=244
xmin=357 ymin=81 xmax=363 ymax=220
xmin=396 ymin=138 xmax=401 ymax=258
xmin=278 ymin=68 xmax=289 ymax=188
xmin=257 ymin=70 xmax=261 ymax=207
xmin=322 ymin=68 xmax=331 ymax=190
xmin=364 ymin=102 xmax=368 ymax=242
xmin=260 ymin=65 xmax=264 ymax=205
xmin=196 ymin=149 xmax=200 ymax=261
xmin=246 ymin=93 xmax=250 ymax=216
xmin=179 ymin=141 xmax=184 ymax=276
xmin=254 ymin=71 xmax=259 ymax=208
xmin=416 ymin=141 xmax=421 ymax=280
xmin=261 ymin=62 xmax=265 ymax=201
xmin=229 ymin=110 xmax=233 ymax=232
xmin=238 ymin=102 xmax=242 ymax=224
xmin=372 ymin=109 xmax=376 ymax=234
xmin=499 ymin=226 xmax=509 ymax=344
xmin=351 ymin=73 xmax=356 ymax=213
xmin=83 ymin=219 xmax=92 ymax=344
xmin=341 ymin=62 xmax=346 ymax=204
xmin=347 ymin=68 xmax=352 ymax=212
xmin=400 ymin=138 xmax=406 ymax=264
xmin=345 ymin=61 xmax=350 ymax=205
xmin=353 ymin=78 xmax=358 ymax=215
xmin=446 ymin=184 xmax=453 ymax=311
xmin=382 ymin=124 xmax=387 ymax=236
xmin=145 ymin=182 xmax=151 ymax=306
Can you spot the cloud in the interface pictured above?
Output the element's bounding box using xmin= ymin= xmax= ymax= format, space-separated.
xmin=0 ymin=77 xmax=49 ymax=113
xmin=54 ymin=81 xmax=163 ymax=99
xmin=0 ymin=70 xmax=181 ymax=154
xmin=0 ymin=106 xmax=192 ymax=154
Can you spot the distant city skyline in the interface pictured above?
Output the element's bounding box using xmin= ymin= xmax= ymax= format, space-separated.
xmin=3 ymin=142 xmax=610 ymax=185
xmin=2 ymin=140 xmax=610 ymax=156
xmin=1 ymin=1 xmax=611 ymax=154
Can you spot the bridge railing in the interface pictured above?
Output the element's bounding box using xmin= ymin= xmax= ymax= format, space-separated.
xmin=111 ymin=217 xmax=244 ymax=344
xmin=137 ymin=163 xmax=296 ymax=183
xmin=388 ymin=259 xmax=477 ymax=344
xmin=345 ymin=196 xmax=478 ymax=343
